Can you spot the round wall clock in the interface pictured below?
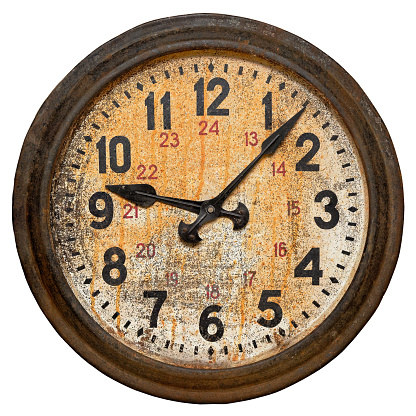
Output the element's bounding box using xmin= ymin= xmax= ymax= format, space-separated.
xmin=13 ymin=14 xmax=403 ymax=403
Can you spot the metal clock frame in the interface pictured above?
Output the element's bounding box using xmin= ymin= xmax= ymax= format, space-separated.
xmin=13 ymin=14 xmax=403 ymax=403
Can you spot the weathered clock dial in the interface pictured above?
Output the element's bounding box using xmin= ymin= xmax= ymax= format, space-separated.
xmin=51 ymin=51 xmax=368 ymax=368
xmin=14 ymin=14 xmax=402 ymax=403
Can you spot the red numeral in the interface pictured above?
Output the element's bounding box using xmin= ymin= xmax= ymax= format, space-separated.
xmin=205 ymin=284 xmax=220 ymax=299
xmin=123 ymin=203 xmax=138 ymax=219
xmin=136 ymin=243 xmax=156 ymax=258
xmin=160 ymin=132 xmax=179 ymax=148
xmin=272 ymin=161 xmax=286 ymax=176
xmin=199 ymin=120 xmax=207 ymax=135
xmin=137 ymin=164 xmax=146 ymax=179
xmin=159 ymin=132 xmax=169 ymax=147
xmin=199 ymin=120 xmax=219 ymax=135
xmin=274 ymin=242 xmax=287 ymax=257
xmin=208 ymin=120 xmax=219 ymax=135
xmin=166 ymin=272 xmax=179 ymax=286
xmin=245 ymin=132 xmax=258 ymax=146
xmin=137 ymin=164 xmax=158 ymax=180
xmin=287 ymin=201 xmax=300 ymax=216
xmin=243 ymin=271 xmax=256 ymax=287
xmin=148 ymin=164 xmax=158 ymax=179
xmin=170 ymin=132 xmax=179 ymax=147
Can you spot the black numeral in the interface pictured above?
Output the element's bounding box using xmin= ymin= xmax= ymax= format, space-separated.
xmin=89 ymin=192 xmax=113 ymax=229
xmin=257 ymin=290 xmax=283 ymax=328
xmin=145 ymin=92 xmax=155 ymax=130
xmin=194 ymin=77 xmax=229 ymax=116
xmin=145 ymin=91 xmax=171 ymax=130
xmin=96 ymin=136 xmax=131 ymax=174
xmin=296 ymin=133 xmax=320 ymax=171
xmin=294 ymin=248 xmax=323 ymax=285
xmin=315 ymin=190 xmax=339 ymax=229
xmin=160 ymin=91 xmax=171 ymax=130
xmin=144 ymin=291 xmax=167 ymax=328
xmin=194 ymin=77 xmax=204 ymax=116
xmin=102 ymin=247 xmax=127 ymax=286
xmin=199 ymin=304 xmax=224 ymax=342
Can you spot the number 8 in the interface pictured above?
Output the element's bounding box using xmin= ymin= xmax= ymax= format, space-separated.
xmin=102 ymin=247 xmax=127 ymax=286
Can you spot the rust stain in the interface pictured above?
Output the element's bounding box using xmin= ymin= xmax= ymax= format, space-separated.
xmin=195 ymin=134 xmax=206 ymax=200
xmin=49 ymin=50 xmax=369 ymax=370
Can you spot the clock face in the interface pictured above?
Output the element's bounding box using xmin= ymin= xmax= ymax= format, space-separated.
xmin=50 ymin=50 xmax=369 ymax=369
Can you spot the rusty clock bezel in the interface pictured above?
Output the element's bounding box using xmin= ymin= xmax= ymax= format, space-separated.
xmin=13 ymin=14 xmax=403 ymax=403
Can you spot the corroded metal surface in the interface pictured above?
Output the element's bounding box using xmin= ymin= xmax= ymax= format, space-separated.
xmin=13 ymin=14 xmax=403 ymax=403
xmin=50 ymin=51 xmax=368 ymax=369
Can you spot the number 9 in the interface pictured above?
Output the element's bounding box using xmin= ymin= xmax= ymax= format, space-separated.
xmin=89 ymin=192 xmax=113 ymax=229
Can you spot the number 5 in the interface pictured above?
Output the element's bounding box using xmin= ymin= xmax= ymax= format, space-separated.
xmin=257 ymin=290 xmax=283 ymax=328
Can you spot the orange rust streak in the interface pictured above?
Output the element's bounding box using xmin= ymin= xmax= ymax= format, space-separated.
xmin=116 ymin=285 xmax=123 ymax=336
xmin=195 ymin=134 xmax=206 ymax=200
xmin=171 ymin=315 xmax=177 ymax=346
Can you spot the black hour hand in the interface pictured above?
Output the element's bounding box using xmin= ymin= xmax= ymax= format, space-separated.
xmin=105 ymin=185 xmax=249 ymax=243
xmin=105 ymin=184 xmax=202 ymax=214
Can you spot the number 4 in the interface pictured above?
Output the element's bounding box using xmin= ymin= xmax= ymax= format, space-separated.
xmin=294 ymin=248 xmax=323 ymax=285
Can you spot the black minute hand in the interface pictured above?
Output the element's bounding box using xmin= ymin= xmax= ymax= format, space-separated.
xmin=178 ymin=107 xmax=306 ymax=243
xmin=212 ymin=106 xmax=306 ymax=206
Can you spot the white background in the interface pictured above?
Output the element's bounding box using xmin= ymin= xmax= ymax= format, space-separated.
xmin=2 ymin=1 xmax=414 ymax=414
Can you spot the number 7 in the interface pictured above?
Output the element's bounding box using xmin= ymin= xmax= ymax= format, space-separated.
xmin=143 ymin=291 xmax=167 ymax=328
